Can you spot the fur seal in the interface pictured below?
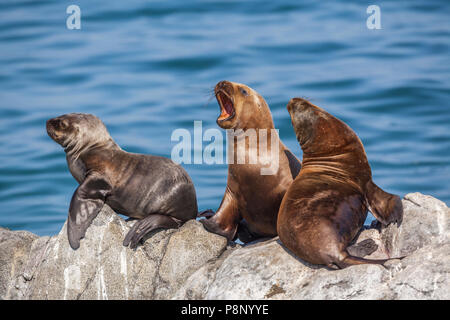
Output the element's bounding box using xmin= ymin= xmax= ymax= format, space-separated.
xmin=200 ymin=81 xmax=301 ymax=242
xmin=46 ymin=113 xmax=198 ymax=250
xmin=277 ymin=98 xmax=403 ymax=269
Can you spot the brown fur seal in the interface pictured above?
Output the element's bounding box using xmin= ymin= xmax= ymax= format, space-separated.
xmin=277 ymin=98 xmax=403 ymax=269
xmin=200 ymin=81 xmax=301 ymax=242
xmin=46 ymin=113 xmax=198 ymax=250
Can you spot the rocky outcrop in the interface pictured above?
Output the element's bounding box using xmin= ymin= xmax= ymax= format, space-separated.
xmin=1 ymin=193 xmax=448 ymax=300
xmin=0 ymin=209 xmax=227 ymax=300
xmin=0 ymin=228 xmax=38 ymax=298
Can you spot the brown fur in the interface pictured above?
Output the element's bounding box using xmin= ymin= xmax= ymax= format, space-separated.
xmin=277 ymin=98 xmax=402 ymax=269
xmin=200 ymin=81 xmax=301 ymax=242
xmin=47 ymin=113 xmax=198 ymax=249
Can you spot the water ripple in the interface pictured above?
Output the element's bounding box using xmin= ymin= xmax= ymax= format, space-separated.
xmin=0 ymin=0 xmax=449 ymax=235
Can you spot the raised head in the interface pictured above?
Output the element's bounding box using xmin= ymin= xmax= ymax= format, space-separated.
xmin=214 ymin=80 xmax=274 ymax=130
xmin=46 ymin=113 xmax=118 ymax=160
xmin=286 ymin=98 xmax=362 ymax=157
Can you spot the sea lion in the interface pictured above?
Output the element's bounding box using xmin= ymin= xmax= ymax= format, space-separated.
xmin=277 ymin=98 xmax=403 ymax=269
xmin=46 ymin=113 xmax=198 ymax=250
xmin=199 ymin=81 xmax=301 ymax=242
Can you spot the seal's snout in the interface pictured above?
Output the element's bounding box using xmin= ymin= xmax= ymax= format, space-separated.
xmin=215 ymin=80 xmax=233 ymax=94
xmin=47 ymin=118 xmax=64 ymax=132
xmin=287 ymin=98 xmax=308 ymax=113
xmin=46 ymin=118 xmax=58 ymax=137
xmin=46 ymin=118 xmax=58 ymax=130
xmin=46 ymin=116 xmax=70 ymax=143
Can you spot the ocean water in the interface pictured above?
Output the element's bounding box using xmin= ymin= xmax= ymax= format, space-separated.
xmin=0 ymin=0 xmax=449 ymax=236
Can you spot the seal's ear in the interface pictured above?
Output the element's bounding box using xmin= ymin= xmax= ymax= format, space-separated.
xmin=67 ymin=174 xmax=112 ymax=250
xmin=365 ymin=180 xmax=403 ymax=226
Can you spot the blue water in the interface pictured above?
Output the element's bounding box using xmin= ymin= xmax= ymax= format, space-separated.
xmin=0 ymin=1 xmax=449 ymax=236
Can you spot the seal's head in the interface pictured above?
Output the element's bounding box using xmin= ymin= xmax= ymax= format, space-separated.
xmin=46 ymin=113 xmax=115 ymax=159
xmin=287 ymin=97 xmax=361 ymax=157
xmin=214 ymin=80 xmax=274 ymax=130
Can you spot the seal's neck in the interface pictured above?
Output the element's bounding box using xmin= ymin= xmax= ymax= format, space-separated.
xmin=300 ymin=139 xmax=371 ymax=190
xmin=296 ymin=116 xmax=371 ymax=187
xmin=65 ymin=138 xmax=121 ymax=182
xmin=64 ymin=137 xmax=120 ymax=162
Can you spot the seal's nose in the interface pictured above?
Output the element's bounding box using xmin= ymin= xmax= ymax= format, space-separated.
xmin=215 ymin=80 xmax=233 ymax=94
xmin=217 ymin=80 xmax=227 ymax=88
xmin=46 ymin=118 xmax=58 ymax=129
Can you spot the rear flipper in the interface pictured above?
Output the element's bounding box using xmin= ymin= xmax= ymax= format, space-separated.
xmin=123 ymin=214 xmax=181 ymax=249
xmin=365 ymin=180 xmax=403 ymax=226
xmin=334 ymin=251 xmax=405 ymax=269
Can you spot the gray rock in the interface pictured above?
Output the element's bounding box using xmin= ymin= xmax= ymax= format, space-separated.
xmin=1 ymin=192 xmax=448 ymax=300
xmin=0 ymin=228 xmax=38 ymax=299
xmin=1 ymin=205 xmax=227 ymax=300
xmin=381 ymin=193 xmax=450 ymax=257
xmin=174 ymin=193 xmax=449 ymax=300
xmin=155 ymin=220 xmax=227 ymax=298
xmin=388 ymin=243 xmax=450 ymax=299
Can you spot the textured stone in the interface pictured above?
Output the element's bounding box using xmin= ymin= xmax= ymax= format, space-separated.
xmin=1 ymin=193 xmax=448 ymax=300
xmin=0 ymin=228 xmax=38 ymax=299
xmin=380 ymin=193 xmax=450 ymax=257
xmin=174 ymin=193 xmax=449 ymax=300
xmin=1 ymin=205 xmax=227 ymax=300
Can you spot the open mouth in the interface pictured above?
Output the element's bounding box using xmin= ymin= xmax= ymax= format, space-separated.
xmin=216 ymin=90 xmax=235 ymax=122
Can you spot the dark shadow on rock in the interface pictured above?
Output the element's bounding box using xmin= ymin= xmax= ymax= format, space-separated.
xmin=242 ymin=236 xmax=277 ymax=248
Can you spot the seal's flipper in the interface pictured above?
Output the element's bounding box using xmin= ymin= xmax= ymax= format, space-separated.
xmin=68 ymin=174 xmax=112 ymax=250
xmin=123 ymin=214 xmax=180 ymax=249
xmin=336 ymin=254 xmax=389 ymax=269
xmin=200 ymin=189 xmax=240 ymax=241
xmin=365 ymin=180 xmax=403 ymax=226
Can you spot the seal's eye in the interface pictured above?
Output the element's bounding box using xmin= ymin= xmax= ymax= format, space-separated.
xmin=60 ymin=119 xmax=69 ymax=130
xmin=239 ymin=87 xmax=249 ymax=96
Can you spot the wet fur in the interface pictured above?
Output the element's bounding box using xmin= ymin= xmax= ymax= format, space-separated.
xmin=47 ymin=113 xmax=197 ymax=249
xmin=277 ymin=98 xmax=403 ymax=269
xmin=200 ymin=81 xmax=301 ymax=242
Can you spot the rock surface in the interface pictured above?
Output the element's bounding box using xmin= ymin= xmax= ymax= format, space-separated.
xmin=1 ymin=192 xmax=448 ymax=300
xmin=0 ymin=208 xmax=227 ymax=300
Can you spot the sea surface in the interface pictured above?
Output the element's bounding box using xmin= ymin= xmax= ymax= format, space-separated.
xmin=0 ymin=0 xmax=449 ymax=236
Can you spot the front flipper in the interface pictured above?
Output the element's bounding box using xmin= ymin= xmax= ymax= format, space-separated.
xmin=365 ymin=180 xmax=403 ymax=226
xmin=123 ymin=214 xmax=180 ymax=249
xmin=200 ymin=188 xmax=240 ymax=241
xmin=68 ymin=174 xmax=112 ymax=250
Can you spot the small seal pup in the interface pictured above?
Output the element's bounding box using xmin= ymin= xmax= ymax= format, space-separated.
xmin=46 ymin=113 xmax=198 ymax=250
xmin=200 ymin=81 xmax=301 ymax=242
xmin=277 ymin=98 xmax=403 ymax=269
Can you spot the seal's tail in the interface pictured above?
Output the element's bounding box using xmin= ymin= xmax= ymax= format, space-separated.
xmin=337 ymin=254 xmax=405 ymax=269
